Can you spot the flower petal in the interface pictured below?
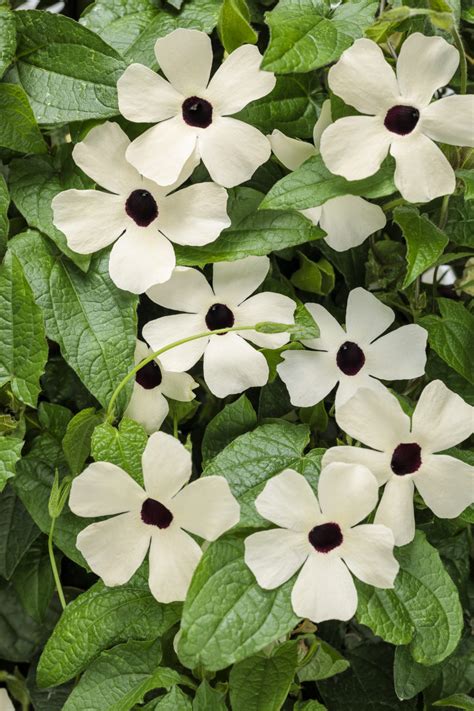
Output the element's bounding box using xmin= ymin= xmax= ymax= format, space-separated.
xmin=212 ymin=255 xmax=269 ymax=305
xmin=415 ymin=454 xmax=474 ymax=519
xmin=328 ymin=38 xmax=399 ymax=115
xmin=158 ymin=182 xmax=230 ymax=247
xmin=390 ymin=132 xmax=455 ymax=203
xmin=117 ymin=63 xmax=183 ymax=122
xmin=199 ymin=117 xmax=271 ymax=188
xmin=420 ymin=95 xmax=474 ymax=147
xmin=345 ymin=287 xmax=394 ymax=346
xmin=335 ymin=370 xmax=388 ymax=410
xmin=291 ymin=554 xmax=358 ymax=622
xmin=303 ymin=303 xmax=346 ymax=351
xmin=109 ymin=227 xmax=175 ymax=294
xmin=313 ymin=99 xmax=332 ymax=151
xmin=236 ymin=292 xmax=295 ymax=348
xmin=142 ymin=431 xmax=192 ymax=500
xmin=412 ymin=380 xmax=474 ymax=453
xmin=318 ymin=462 xmax=379 ymax=528
xmin=124 ymin=382 xmax=169 ymax=435
xmin=172 ymin=476 xmax=240 ymax=540
xmin=208 ymin=44 xmax=276 ymax=115
xmin=148 ymin=526 xmax=202 ymax=602
xmin=269 ymin=129 xmax=316 ymax=171
xmin=342 ymin=524 xmax=398 ymax=587
xmin=76 ymin=512 xmax=150 ymax=586
xmin=154 ymin=28 xmax=213 ymax=95
xmin=254 ymin=468 xmax=321 ymax=532
xmin=300 ymin=206 xmax=322 ymax=227
xmin=52 ymin=190 xmax=125 ymax=254
xmin=142 ymin=313 xmax=208 ymax=372
xmin=320 ymin=116 xmax=391 ymax=181
xmin=396 ymin=33 xmax=459 ymax=107
xmin=320 ymin=195 xmax=386 ymax=252
xmin=69 ymin=462 xmax=145 ymax=517
xmin=146 ymin=266 xmax=214 ymax=313
xmin=277 ymin=350 xmax=339 ymax=408
xmin=374 ymin=477 xmax=415 ymax=546
xmin=244 ymin=528 xmax=309 ymax=589
xmin=322 ymin=446 xmax=391 ymax=486
xmin=366 ymin=324 xmax=427 ymax=380
xmin=0 ymin=689 xmax=14 ymax=711
xmin=203 ymin=332 xmax=269 ymax=397
xmin=160 ymin=369 xmax=198 ymax=402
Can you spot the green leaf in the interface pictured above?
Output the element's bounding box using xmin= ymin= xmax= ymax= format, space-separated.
xmin=0 ymin=435 xmax=23 ymax=492
xmin=456 ymin=169 xmax=474 ymax=200
xmin=393 ymin=206 xmax=448 ymax=288
xmin=192 ymin=681 xmax=227 ymax=711
xmin=262 ymin=0 xmax=378 ymax=74
xmin=445 ymin=198 xmax=473 ymax=248
xmin=0 ymin=251 xmax=48 ymax=407
xmin=291 ymin=253 xmax=335 ymax=295
xmin=62 ymin=408 xmax=103 ymax=476
xmin=178 ymin=537 xmax=299 ymax=671
xmin=434 ymin=694 xmax=474 ymax=710
xmin=0 ymin=6 xmax=16 ymax=79
xmin=393 ymin=646 xmax=441 ymax=700
xmin=229 ymin=641 xmax=299 ymax=711
xmin=10 ymin=231 xmax=137 ymax=412
xmin=11 ymin=537 xmax=56 ymax=623
xmin=14 ymin=10 xmax=126 ymax=124
xmin=91 ymin=419 xmax=148 ymax=485
xmin=419 ymin=299 xmax=474 ymax=385
xmin=154 ymin=686 xmax=192 ymax=710
xmin=80 ymin=0 xmax=160 ymax=56
xmin=355 ymin=581 xmax=414 ymax=646
xmin=262 ymin=155 xmax=395 ymax=211
xmin=201 ymin=395 xmax=257 ymax=466
xmin=37 ymin=569 xmax=181 ymax=687
xmin=218 ymin=0 xmax=257 ymax=54
xmin=298 ymin=638 xmax=350 ymax=682
xmin=0 ymin=173 xmax=9 ymax=260
xmin=203 ymin=421 xmax=310 ymax=528
xmin=0 ymin=83 xmax=46 ymax=154
xmin=294 ymin=702 xmax=327 ymax=711
xmin=0 ymin=485 xmax=39 ymax=579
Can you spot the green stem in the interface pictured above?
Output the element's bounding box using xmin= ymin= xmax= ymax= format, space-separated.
xmin=382 ymin=197 xmax=406 ymax=212
xmin=452 ymin=26 xmax=467 ymax=94
xmin=48 ymin=516 xmax=67 ymax=610
xmin=438 ymin=194 xmax=451 ymax=231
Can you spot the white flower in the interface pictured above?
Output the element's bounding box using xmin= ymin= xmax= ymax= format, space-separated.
xmin=244 ymin=464 xmax=399 ymax=622
xmin=323 ymin=381 xmax=474 ymax=546
xmin=142 ymin=256 xmax=296 ymax=398
xmin=52 ymin=121 xmax=230 ymax=294
xmin=320 ymin=34 xmax=474 ymax=203
xmin=0 ymin=689 xmax=14 ymax=711
xmin=277 ymin=287 xmax=427 ymax=409
xmin=69 ymin=432 xmax=240 ymax=602
xmin=269 ymin=101 xmax=386 ymax=251
xmin=124 ymin=340 xmax=198 ymax=434
xmin=117 ymin=28 xmax=275 ymax=188
xmin=421 ymin=264 xmax=456 ymax=286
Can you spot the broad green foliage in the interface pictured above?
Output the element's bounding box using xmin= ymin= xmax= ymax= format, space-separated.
xmin=0 ymin=435 xmax=23 ymax=491
xmin=91 ymin=419 xmax=148 ymax=483
xmin=0 ymin=6 xmax=16 ymax=79
xmin=0 ymin=83 xmax=47 ymax=154
xmin=393 ymin=206 xmax=449 ymax=288
xmin=201 ymin=395 xmax=257 ymax=465
xmin=0 ymin=174 xmax=9 ymax=260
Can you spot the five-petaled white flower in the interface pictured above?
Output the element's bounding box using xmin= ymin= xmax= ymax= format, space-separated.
xmin=142 ymin=256 xmax=296 ymax=398
xmin=117 ymin=28 xmax=276 ymax=188
xmin=69 ymin=432 xmax=240 ymax=602
xmin=320 ymin=34 xmax=474 ymax=203
xmin=269 ymin=101 xmax=386 ymax=251
xmin=277 ymin=287 xmax=427 ymax=409
xmin=323 ymin=381 xmax=474 ymax=546
xmin=245 ymin=464 xmax=399 ymax=622
xmin=124 ymin=340 xmax=198 ymax=434
xmin=52 ymin=121 xmax=230 ymax=294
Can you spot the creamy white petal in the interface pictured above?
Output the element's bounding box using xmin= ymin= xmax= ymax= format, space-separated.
xmin=322 ymin=446 xmax=391 ymax=486
xmin=334 ymin=371 xmax=388 ymax=410
xmin=154 ymin=29 xmax=213 ymax=95
xmin=366 ymin=324 xmax=427 ymax=380
xmin=320 ymin=116 xmax=391 ymax=181
xmin=199 ymin=117 xmax=271 ymax=188
xmin=212 ymin=255 xmax=269 ymax=305
xmin=117 ymin=63 xmax=183 ymax=123
xmin=142 ymin=431 xmax=192 ymax=500
xmin=158 ymin=182 xmax=230 ymax=247
xmin=52 ymin=190 xmax=125 ymax=254
xmin=160 ymin=369 xmax=198 ymax=402
xmin=269 ymin=130 xmax=316 ymax=171
xmin=420 ymin=95 xmax=474 ymax=147
xmin=291 ymin=554 xmax=358 ymax=622
xmin=148 ymin=526 xmax=202 ymax=602
xmin=244 ymin=528 xmax=309 ymax=589
xmin=208 ymin=44 xmax=276 ymax=115
xmin=143 ymin=313 xmax=208 ymax=372
xmin=341 ymin=524 xmax=398 ymax=587
xmin=304 ymin=303 xmax=346 ymax=351
xmin=235 ymin=292 xmax=295 ymax=348
xmin=412 ymin=380 xmax=474 ymax=453
xmin=335 ymin=386 xmax=411 ymax=451
xmin=124 ymin=382 xmax=169 ymax=435
xmin=390 ymin=132 xmax=455 ymax=203
xmin=109 ymin=227 xmax=175 ymax=294
xmin=320 ymin=195 xmax=386 ymax=252
xmin=313 ymin=99 xmax=332 ymax=151
xmin=374 ymin=477 xmax=415 ymax=546
xmin=345 ymin=287 xmax=394 ymax=346
xmin=396 ymin=33 xmax=459 ymax=108
xmin=69 ymin=462 xmax=145 ymax=517
xmin=254 ymin=468 xmax=321 ymax=532
xmin=300 ymin=206 xmax=322 ymax=227
xmin=146 ymin=266 xmax=214 ymax=313
xmin=421 ymin=264 xmax=456 ymax=286
xmin=328 ymin=38 xmax=398 ymax=115
xmin=172 ymin=476 xmax=240 ymax=540
xmin=415 ymin=454 xmax=474 ymax=518
xmin=76 ymin=512 xmax=150 ymax=586
xmin=278 ymin=350 xmax=339 ymax=407
xmin=0 ymin=689 xmax=14 ymax=711
xmin=318 ymin=462 xmax=379 ymax=528
xmin=203 ymin=332 xmax=269 ymax=397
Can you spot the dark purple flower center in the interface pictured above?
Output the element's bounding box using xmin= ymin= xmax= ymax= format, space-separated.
xmin=384 ymin=105 xmax=420 ymax=135
xmin=125 ymin=189 xmax=158 ymax=227
xmin=182 ymin=96 xmax=213 ymax=128
xmin=141 ymin=497 xmax=173 ymax=528
xmin=136 ymin=360 xmax=162 ymax=389
xmin=205 ymin=303 xmax=234 ymax=332
xmin=390 ymin=442 xmax=422 ymax=476
xmin=308 ymin=522 xmax=343 ymax=553
xmin=336 ymin=341 xmax=365 ymax=376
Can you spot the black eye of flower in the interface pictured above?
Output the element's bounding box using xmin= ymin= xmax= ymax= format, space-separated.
xmin=336 ymin=341 xmax=365 ymax=376
xmin=182 ymin=96 xmax=213 ymax=128
xmin=205 ymin=303 xmax=235 ymax=332
xmin=384 ymin=105 xmax=420 ymax=135
xmin=125 ymin=190 xmax=158 ymax=227
xmin=390 ymin=442 xmax=422 ymax=476
xmin=136 ymin=360 xmax=162 ymax=389
xmin=141 ymin=498 xmax=173 ymax=528
xmin=308 ymin=522 xmax=343 ymax=553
